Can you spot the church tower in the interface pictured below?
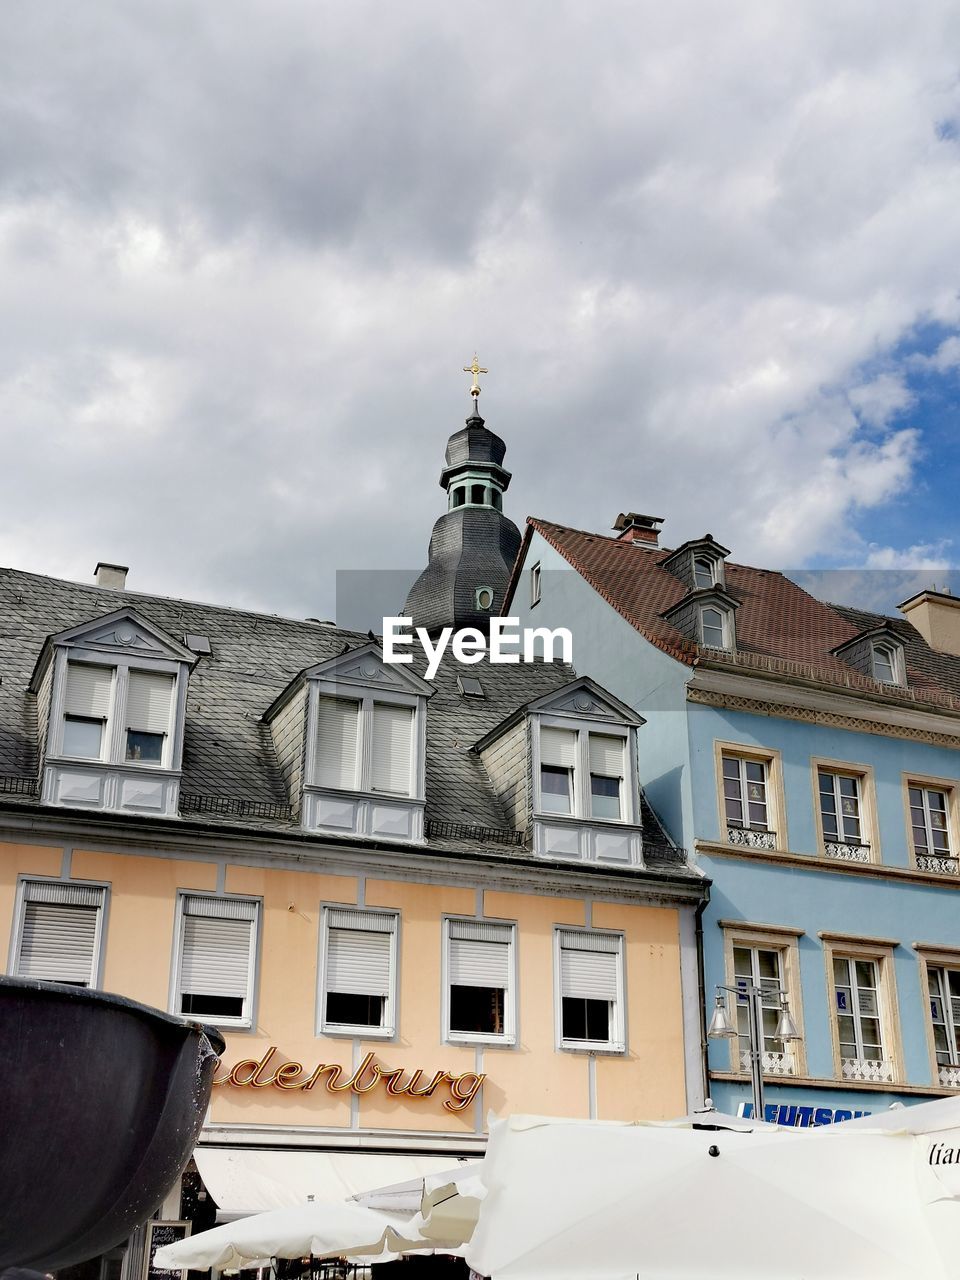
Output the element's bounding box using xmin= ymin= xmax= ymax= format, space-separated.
xmin=403 ymin=358 xmax=522 ymax=636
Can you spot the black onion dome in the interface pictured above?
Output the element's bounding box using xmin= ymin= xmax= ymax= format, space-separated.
xmin=403 ymin=406 xmax=521 ymax=636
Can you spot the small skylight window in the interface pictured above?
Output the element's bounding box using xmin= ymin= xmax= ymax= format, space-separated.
xmin=184 ymin=634 xmax=212 ymax=655
xmin=457 ymin=675 xmax=485 ymax=698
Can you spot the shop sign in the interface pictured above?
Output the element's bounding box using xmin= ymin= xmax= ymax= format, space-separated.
xmin=738 ymin=1102 xmax=872 ymax=1126
xmin=214 ymin=1046 xmax=485 ymax=1113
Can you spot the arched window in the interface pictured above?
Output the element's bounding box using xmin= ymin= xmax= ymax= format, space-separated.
xmin=471 ymin=484 xmax=486 ymax=505
xmin=700 ymin=606 xmax=727 ymax=649
xmin=453 ymin=487 xmax=466 ymax=508
xmin=475 ymin=586 xmax=494 ymax=611
xmin=491 ymin=490 xmax=502 ymax=510
xmin=693 ymin=556 xmax=715 ymax=589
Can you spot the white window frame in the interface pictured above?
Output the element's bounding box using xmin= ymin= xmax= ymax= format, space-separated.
xmin=534 ymin=717 xmax=635 ymax=825
xmin=170 ymin=893 xmax=260 ymax=1030
xmin=916 ymin=945 xmax=960 ymax=1087
xmin=8 ymin=877 xmax=108 ymax=988
xmin=693 ymin=555 xmax=717 ymax=589
xmin=442 ymin=916 xmax=517 ymax=1047
xmin=821 ymin=934 xmax=901 ymax=1084
xmin=903 ymin=774 xmax=959 ymax=872
xmin=699 ymin=604 xmax=731 ymax=650
xmin=721 ymin=923 xmax=805 ymax=1077
xmin=812 ymin=758 xmax=879 ymax=863
xmin=530 ymin=562 xmax=542 ymax=607
xmin=318 ymin=904 xmax=399 ymax=1040
xmin=54 ymin=655 xmax=180 ymax=772
xmin=871 ymin=640 xmax=904 ymax=686
xmin=308 ymin=687 xmax=421 ymax=799
xmin=554 ymin=926 xmax=626 ymax=1054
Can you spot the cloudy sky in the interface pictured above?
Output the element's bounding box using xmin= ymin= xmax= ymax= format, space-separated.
xmin=1 ymin=0 xmax=959 ymax=621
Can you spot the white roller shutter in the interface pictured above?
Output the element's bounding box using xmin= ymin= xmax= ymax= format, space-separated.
xmin=17 ymin=881 xmax=104 ymax=985
xmin=540 ymin=727 xmax=577 ymax=767
xmin=64 ymin=664 xmax=112 ymax=719
xmin=126 ymin=671 xmax=174 ymax=733
xmin=371 ymin=703 xmax=414 ymax=795
xmin=559 ymin=930 xmax=620 ymax=1001
xmin=589 ymin=733 xmax=625 ymax=777
xmin=180 ymin=896 xmax=256 ymax=999
xmin=326 ymin=909 xmax=395 ymax=997
xmin=315 ymin=697 xmax=360 ymax=789
xmin=449 ymin=920 xmax=512 ymax=988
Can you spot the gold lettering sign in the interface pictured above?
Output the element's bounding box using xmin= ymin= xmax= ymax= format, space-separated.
xmin=214 ymin=1048 xmax=486 ymax=1114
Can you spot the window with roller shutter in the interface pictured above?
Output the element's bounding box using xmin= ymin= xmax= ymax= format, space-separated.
xmin=320 ymin=906 xmax=398 ymax=1036
xmin=536 ymin=722 xmax=629 ymax=823
xmin=312 ymin=696 xmax=414 ymax=797
xmin=445 ymin=918 xmax=515 ymax=1043
xmin=175 ymin=895 xmax=259 ymax=1027
xmin=14 ymin=880 xmax=106 ymax=987
xmin=58 ymin=660 xmax=177 ymax=770
xmin=556 ymin=928 xmax=625 ymax=1051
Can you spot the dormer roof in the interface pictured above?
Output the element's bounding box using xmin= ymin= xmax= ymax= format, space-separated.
xmin=474 ymin=676 xmax=645 ymax=753
xmin=263 ymin=640 xmax=434 ymax=722
xmin=29 ymin=607 xmax=196 ymax=692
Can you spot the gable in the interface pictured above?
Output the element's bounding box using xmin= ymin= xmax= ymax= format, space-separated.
xmin=29 ymin=608 xmax=195 ymax=690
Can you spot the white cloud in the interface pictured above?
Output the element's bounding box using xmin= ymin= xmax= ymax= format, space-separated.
xmin=0 ymin=1 xmax=958 ymax=614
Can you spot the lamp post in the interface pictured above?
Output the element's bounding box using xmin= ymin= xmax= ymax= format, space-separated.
xmin=707 ymin=982 xmax=801 ymax=1122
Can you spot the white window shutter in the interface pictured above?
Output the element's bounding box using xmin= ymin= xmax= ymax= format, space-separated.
xmin=371 ymin=703 xmax=414 ymax=794
xmin=326 ymin=909 xmax=395 ymax=996
xmin=560 ymin=930 xmax=620 ymax=1001
xmin=126 ymin=671 xmax=175 ymax=733
xmin=315 ymin=697 xmax=360 ymax=788
xmin=17 ymin=883 xmax=104 ymax=985
xmin=65 ymin=664 xmax=112 ymax=718
xmin=449 ymin=919 xmax=511 ymax=988
xmin=589 ymin=734 xmax=625 ymax=776
xmin=180 ymin=896 xmax=256 ymax=999
xmin=540 ymin=727 xmax=577 ymax=767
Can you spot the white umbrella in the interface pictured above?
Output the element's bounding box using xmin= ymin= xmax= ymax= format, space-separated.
xmin=152 ymin=1200 xmax=402 ymax=1270
xmin=465 ymin=1113 xmax=960 ymax=1279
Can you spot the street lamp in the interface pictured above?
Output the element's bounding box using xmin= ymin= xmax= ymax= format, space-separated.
xmin=707 ymin=982 xmax=801 ymax=1121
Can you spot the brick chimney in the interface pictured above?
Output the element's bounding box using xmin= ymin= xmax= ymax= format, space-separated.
xmin=612 ymin=512 xmax=663 ymax=547
xmin=899 ymin=589 xmax=960 ymax=657
xmin=95 ymin=562 xmax=128 ymax=590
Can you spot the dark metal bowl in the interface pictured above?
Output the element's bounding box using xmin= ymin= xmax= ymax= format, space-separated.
xmin=0 ymin=976 xmax=225 ymax=1271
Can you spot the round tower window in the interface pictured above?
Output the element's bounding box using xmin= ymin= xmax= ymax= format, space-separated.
xmin=475 ymin=586 xmax=494 ymax=611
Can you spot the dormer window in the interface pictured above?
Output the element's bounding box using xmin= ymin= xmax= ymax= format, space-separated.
xmin=31 ymin=610 xmax=193 ymax=818
xmin=871 ymin=641 xmax=903 ymax=686
xmin=474 ymin=677 xmax=646 ymax=866
xmin=693 ymin=556 xmax=716 ymax=590
xmin=269 ymin=643 xmax=432 ymax=844
xmin=832 ymin=628 xmax=907 ymax=690
xmin=700 ymin=605 xmax=730 ymax=649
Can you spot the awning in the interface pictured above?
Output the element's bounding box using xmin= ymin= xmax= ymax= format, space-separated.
xmin=195 ymin=1147 xmax=471 ymax=1219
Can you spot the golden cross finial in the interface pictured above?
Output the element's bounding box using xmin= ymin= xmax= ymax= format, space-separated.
xmin=463 ymin=353 xmax=488 ymax=399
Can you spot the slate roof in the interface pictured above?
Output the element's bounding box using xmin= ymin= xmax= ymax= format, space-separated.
xmin=0 ymin=565 xmax=688 ymax=871
xmin=512 ymin=519 xmax=960 ymax=713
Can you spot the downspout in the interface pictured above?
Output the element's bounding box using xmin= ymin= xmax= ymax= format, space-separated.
xmin=695 ymin=890 xmax=710 ymax=1106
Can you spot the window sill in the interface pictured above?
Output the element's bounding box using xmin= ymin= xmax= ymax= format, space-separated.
xmin=320 ymin=1024 xmax=397 ymax=1041
xmin=446 ymin=1032 xmax=516 ymax=1049
xmin=559 ymin=1040 xmax=626 ymax=1056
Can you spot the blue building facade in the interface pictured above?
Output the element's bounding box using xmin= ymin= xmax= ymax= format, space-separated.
xmin=505 ymin=514 xmax=960 ymax=1124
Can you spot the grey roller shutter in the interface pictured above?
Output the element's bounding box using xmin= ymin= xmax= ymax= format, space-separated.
xmin=371 ymin=703 xmax=414 ymax=795
xmin=315 ymin=697 xmax=360 ymax=789
xmin=180 ymin=896 xmax=256 ymax=999
xmin=16 ymin=881 xmax=104 ymax=985
xmin=65 ymin=663 xmax=112 ymax=718
xmin=326 ymin=908 xmax=395 ymax=996
xmin=540 ymin=727 xmax=576 ymax=767
xmin=559 ymin=930 xmax=620 ymax=1001
xmin=449 ymin=919 xmax=512 ymax=988
xmin=126 ymin=671 xmax=174 ymax=733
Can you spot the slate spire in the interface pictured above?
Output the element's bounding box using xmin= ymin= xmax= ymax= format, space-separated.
xmin=403 ymin=373 xmax=522 ymax=636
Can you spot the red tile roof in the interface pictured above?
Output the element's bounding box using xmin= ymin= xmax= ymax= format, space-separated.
xmin=509 ymin=518 xmax=958 ymax=710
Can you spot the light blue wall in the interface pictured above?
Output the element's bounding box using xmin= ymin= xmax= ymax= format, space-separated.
xmin=512 ymin=534 xmax=960 ymax=1107
xmin=510 ymin=533 xmax=695 ymax=844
